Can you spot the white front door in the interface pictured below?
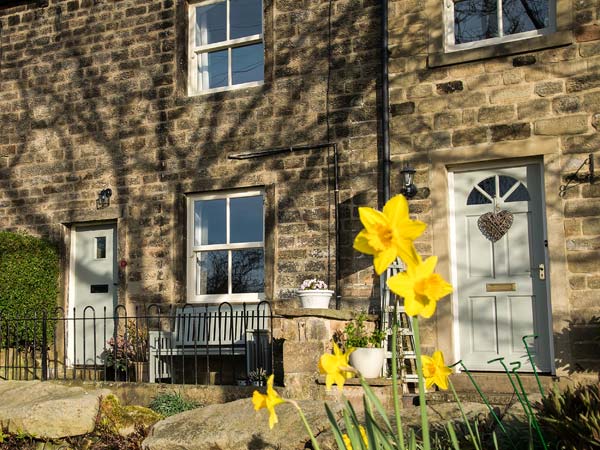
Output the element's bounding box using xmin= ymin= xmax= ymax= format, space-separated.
xmin=452 ymin=163 xmax=551 ymax=372
xmin=68 ymin=223 xmax=117 ymax=365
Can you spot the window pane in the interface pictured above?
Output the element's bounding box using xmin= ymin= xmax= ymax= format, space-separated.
xmin=195 ymin=2 xmax=226 ymax=46
xmin=194 ymin=199 xmax=226 ymax=246
xmin=232 ymin=43 xmax=264 ymax=85
xmin=506 ymin=184 xmax=531 ymax=202
xmin=232 ymin=249 xmax=264 ymax=294
xmin=477 ymin=177 xmax=496 ymax=197
xmin=230 ymin=0 xmax=262 ymax=39
xmin=502 ymin=0 xmax=548 ymax=35
xmin=230 ymin=195 xmax=263 ymax=243
xmin=196 ymin=251 xmax=228 ymax=295
xmin=95 ymin=237 xmax=106 ymax=259
xmin=454 ymin=0 xmax=499 ymax=44
xmin=199 ymin=50 xmax=229 ymax=89
xmin=499 ymin=175 xmax=518 ymax=197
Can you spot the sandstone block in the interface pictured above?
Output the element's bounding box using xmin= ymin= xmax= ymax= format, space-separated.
xmin=563 ymin=133 xmax=600 ymax=154
xmin=414 ymin=131 xmax=451 ymax=151
xmin=552 ymin=96 xmax=582 ymax=114
xmin=478 ymin=105 xmax=514 ymax=123
xmin=143 ymin=398 xmax=343 ymax=450
xmin=436 ymin=80 xmax=464 ymax=95
xmin=283 ymin=341 xmax=325 ymax=373
xmin=583 ymin=218 xmax=600 ymax=235
xmin=0 ymin=381 xmax=110 ymax=439
xmin=490 ymin=123 xmax=530 ymax=141
xmin=434 ymin=111 xmax=461 ymax=129
xmin=567 ymin=73 xmax=600 ymax=93
xmin=565 ymin=199 xmax=600 ymax=217
xmin=452 ymin=127 xmax=488 ymax=147
xmin=567 ymin=251 xmax=600 ymax=273
xmin=490 ymin=85 xmax=532 ymax=104
xmin=534 ymin=115 xmax=589 ymax=135
xmin=576 ymin=23 xmax=600 ymax=42
xmin=534 ymin=81 xmax=563 ymax=97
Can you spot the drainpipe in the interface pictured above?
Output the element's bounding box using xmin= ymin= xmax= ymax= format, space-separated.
xmin=381 ymin=0 xmax=391 ymax=205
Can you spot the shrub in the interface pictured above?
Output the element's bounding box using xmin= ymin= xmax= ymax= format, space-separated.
xmin=0 ymin=231 xmax=59 ymax=346
xmin=536 ymin=382 xmax=600 ymax=450
xmin=148 ymin=392 xmax=200 ymax=417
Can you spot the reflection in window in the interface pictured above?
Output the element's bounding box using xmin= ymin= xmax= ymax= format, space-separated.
xmin=189 ymin=0 xmax=263 ymax=93
xmin=467 ymin=175 xmax=531 ymax=205
xmin=190 ymin=191 xmax=265 ymax=300
xmin=232 ymin=249 xmax=264 ymax=293
xmin=453 ymin=0 xmax=549 ymax=46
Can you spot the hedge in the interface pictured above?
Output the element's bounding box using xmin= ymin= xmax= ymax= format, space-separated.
xmin=0 ymin=231 xmax=59 ymax=346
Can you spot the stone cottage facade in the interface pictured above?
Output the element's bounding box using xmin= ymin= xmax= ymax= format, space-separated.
xmin=0 ymin=0 xmax=598 ymax=384
xmin=387 ymin=0 xmax=600 ymax=381
xmin=0 ymin=0 xmax=382 ymax=314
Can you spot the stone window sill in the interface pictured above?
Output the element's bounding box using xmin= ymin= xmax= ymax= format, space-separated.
xmin=428 ymin=31 xmax=573 ymax=68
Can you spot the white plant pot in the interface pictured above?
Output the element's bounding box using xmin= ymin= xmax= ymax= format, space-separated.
xmin=349 ymin=347 xmax=385 ymax=379
xmin=297 ymin=290 xmax=334 ymax=309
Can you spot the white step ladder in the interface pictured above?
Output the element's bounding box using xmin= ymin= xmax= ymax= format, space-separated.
xmin=380 ymin=259 xmax=418 ymax=391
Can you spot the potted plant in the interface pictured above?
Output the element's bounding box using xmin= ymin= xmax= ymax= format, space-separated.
xmin=126 ymin=319 xmax=149 ymax=382
xmin=342 ymin=312 xmax=386 ymax=379
xmin=102 ymin=335 xmax=135 ymax=381
xmin=297 ymin=278 xmax=334 ymax=309
xmin=248 ymin=367 xmax=267 ymax=386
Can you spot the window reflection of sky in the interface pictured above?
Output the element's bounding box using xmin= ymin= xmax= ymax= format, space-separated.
xmin=454 ymin=0 xmax=548 ymax=44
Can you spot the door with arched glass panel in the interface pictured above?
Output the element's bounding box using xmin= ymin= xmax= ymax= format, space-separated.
xmin=452 ymin=163 xmax=551 ymax=372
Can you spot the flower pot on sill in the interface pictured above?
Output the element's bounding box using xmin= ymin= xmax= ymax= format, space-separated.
xmin=297 ymin=289 xmax=334 ymax=309
xmin=349 ymin=347 xmax=385 ymax=379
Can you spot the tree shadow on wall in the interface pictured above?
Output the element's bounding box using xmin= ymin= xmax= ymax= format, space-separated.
xmin=554 ymin=315 xmax=600 ymax=376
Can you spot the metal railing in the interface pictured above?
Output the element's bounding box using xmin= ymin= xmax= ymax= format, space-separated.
xmin=0 ymin=302 xmax=273 ymax=386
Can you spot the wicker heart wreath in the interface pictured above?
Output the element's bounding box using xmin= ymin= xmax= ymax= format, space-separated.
xmin=477 ymin=210 xmax=514 ymax=242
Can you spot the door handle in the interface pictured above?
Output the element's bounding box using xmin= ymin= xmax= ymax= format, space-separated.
xmin=531 ymin=263 xmax=545 ymax=280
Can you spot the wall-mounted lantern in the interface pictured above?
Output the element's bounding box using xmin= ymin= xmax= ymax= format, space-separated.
xmin=96 ymin=188 xmax=112 ymax=209
xmin=400 ymin=164 xmax=418 ymax=199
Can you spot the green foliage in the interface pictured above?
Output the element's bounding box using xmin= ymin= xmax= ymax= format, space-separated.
xmin=342 ymin=312 xmax=386 ymax=349
xmin=0 ymin=231 xmax=59 ymax=346
xmin=148 ymin=391 xmax=201 ymax=417
xmin=536 ymin=382 xmax=600 ymax=450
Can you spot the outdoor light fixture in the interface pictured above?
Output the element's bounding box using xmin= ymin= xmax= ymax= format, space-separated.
xmin=96 ymin=188 xmax=112 ymax=209
xmin=559 ymin=153 xmax=595 ymax=197
xmin=400 ymin=164 xmax=417 ymax=199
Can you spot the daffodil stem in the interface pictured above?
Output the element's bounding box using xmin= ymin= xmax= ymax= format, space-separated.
xmin=412 ymin=317 xmax=430 ymax=450
xmin=289 ymin=400 xmax=321 ymax=450
xmin=449 ymin=379 xmax=480 ymax=450
xmin=391 ymin=300 xmax=405 ymax=450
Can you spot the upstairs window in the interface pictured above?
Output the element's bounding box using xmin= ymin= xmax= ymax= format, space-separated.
xmin=445 ymin=0 xmax=554 ymax=51
xmin=188 ymin=0 xmax=264 ymax=95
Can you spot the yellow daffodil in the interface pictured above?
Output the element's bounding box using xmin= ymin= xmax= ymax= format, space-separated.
xmin=422 ymin=350 xmax=453 ymax=390
xmin=386 ymin=255 xmax=453 ymax=318
xmin=342 ymin=425 xmax=368 ymax=449
xmin=252 ymin=374 xmax=285 ymax=429
xmin=353 ymin=195 xmax=426 ymax=274
xmin=318 ymin=342 xmax=354 ymax=391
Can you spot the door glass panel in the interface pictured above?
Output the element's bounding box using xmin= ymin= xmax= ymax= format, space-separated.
xmin=195 ymin=2 xmax=226 ymax=46
xmin=194 ymin=199 xmax=226 ymax=246
xmin=232 ymin=43 xmax=264 ymax=85
xmin=506 ymin=184 xmax=530 ymax=202
xmin=499 ymin=175 xmax=518 ymax=197
xmin=230 ymin=0 xmax=262 ymax=39
xmin=230 ymin=195 xmax=263 ymax=243
xmin=95 ymin=237 xmax=106 ymax=259
xmin=454 ymin=0 xmax=499 ymax=44
xmin=196 ymin=251 xmax=228 ymax=295
xmin=467 ymin=189 xmax=492 ymax=205
xmin=502 ymin=0 xmax=549 ymax=35
xmin=231 ymin=249 xmax=264 ymax=293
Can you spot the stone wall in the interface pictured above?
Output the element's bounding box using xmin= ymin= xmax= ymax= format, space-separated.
xmin=0 ymin=0 xmax=383 ymax=308
xmin=388 ymin=0 xmax=600 ymax=377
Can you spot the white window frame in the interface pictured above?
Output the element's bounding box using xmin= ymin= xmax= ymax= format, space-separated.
xmin=188 ymin=0 xmax=264 ymax=96
xmin=186 ymin=189 xmax=265 ymax=304
xmin=444 ymin=0 xmax=556 ymax=52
